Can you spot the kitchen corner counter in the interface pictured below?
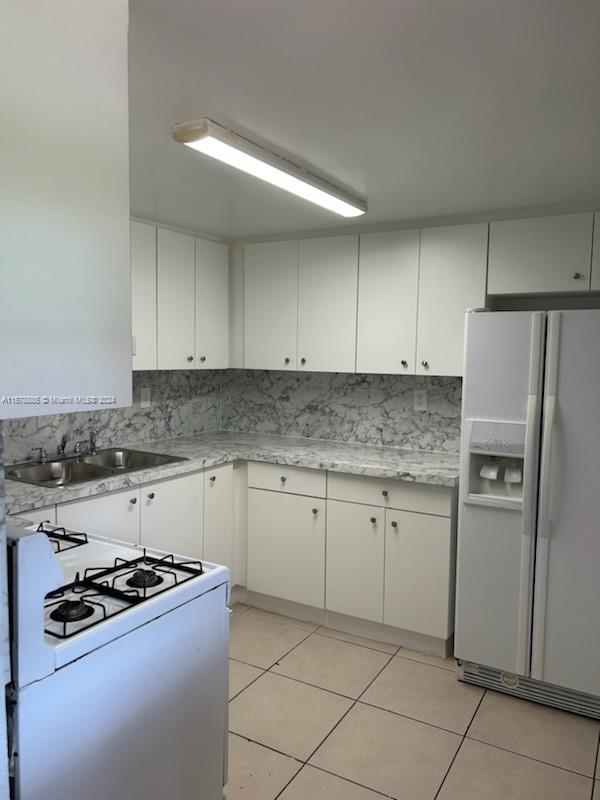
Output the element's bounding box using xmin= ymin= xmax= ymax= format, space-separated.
xmin=5 ymin=431 xmax=460 ymax=516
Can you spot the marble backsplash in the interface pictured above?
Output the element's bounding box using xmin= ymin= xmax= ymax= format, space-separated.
xmin=221 ymin=371 xmax=462 ymax=453
xmin=1 ymin=371 xmax=221 ymax=465
xmin=1 ymin=369 xmax=462 ymax=464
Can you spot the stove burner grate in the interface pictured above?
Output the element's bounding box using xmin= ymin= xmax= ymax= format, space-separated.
xmin=36 ymin=522 xmax=88 ymax=552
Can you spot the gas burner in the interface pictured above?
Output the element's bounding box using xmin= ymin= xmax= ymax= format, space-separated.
xmin=44 ymin=551 xmax=205 ymax=640
xmin=50 ymin=599 xmax=95 ymax=623
xmin=126 ymin=569 xmax=163 ymax=589
xmin=36 ymin=522 xmax=88 ymax=553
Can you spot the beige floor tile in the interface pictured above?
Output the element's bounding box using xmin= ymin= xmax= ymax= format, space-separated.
xmin=230 ymin=602 xmax=251 ymax=615
xmin=229 ymin=672 xmax=353 ymax=760
xmin=396 ymin=647 xmax=456 ymax=672
xmin=273 ymin=633 xmax=390 ymax=698
xmin=244 ymin=607 xmax=318 ymax=632
xmin=468 ymin=691 xmax=600 ymax=776
xmin=316 ymin=627 xmax=398 ymax=654
xmin=225 ymin=734 xmax=300 ymax=800
xmin=279 ymin=765 xmax=384 ymax=799
xmin=310 ymin=702 xmax=460 ymax=799
xmin=438 ymin=739 xmax=592 ymax=800
xmin=361 ymin=655 xmax=483 ymax=734
xmin=229 ymin=660 xmax=263 ymax=700
xmin=230 ymin=610 xmax=310 ymax=668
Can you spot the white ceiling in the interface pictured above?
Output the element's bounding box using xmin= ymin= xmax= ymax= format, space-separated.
xmin=129 ymin=0 xmax=600 ymax=239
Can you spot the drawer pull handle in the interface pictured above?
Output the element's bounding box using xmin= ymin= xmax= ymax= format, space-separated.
xmin=147 ymin=492 xmax=155 ymax=500
xmin=209 ymin=475 xmax=216 ymax=483
xmin=129 ymin=497 xmax=137 ymax=505
xmin=370 ymin=516 xmax=377 ymax=524
xmin=381 ymin=490 xmax=389 ymax=497
xmin=391 ymin=520 xmax=398 ymax=528
xmin=312 ymin=507 xmax=318 ymax=515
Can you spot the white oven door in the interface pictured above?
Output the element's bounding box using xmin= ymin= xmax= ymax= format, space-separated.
xmin=14 ymin=584 xmax=228 ymax=800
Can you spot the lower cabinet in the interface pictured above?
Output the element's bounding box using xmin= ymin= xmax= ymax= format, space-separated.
xmin=246 ymin=488 xmax=325 ymax=607
xmin=384 ymin=510 xmax=453 ymax=638
xmin=10 ymin=505 xmax=56 ymax=526
xmin=204 ymin=463 xmax=234 ymax=573
xmin=326 ymin=500 xmax=384 ymax=623
xmin=57 ymin=488 xmax=141 ymax=545
xmin=140 ymin=473 xmax=203 ymax=559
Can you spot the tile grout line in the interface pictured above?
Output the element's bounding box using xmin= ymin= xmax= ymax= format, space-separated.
xmin=589 ymin=728 xmax=600 ymax=800
xmin=314 ymin=625 xmax=400 ymax=656
xmin=432 ymin=689 xmax=487 ymax=800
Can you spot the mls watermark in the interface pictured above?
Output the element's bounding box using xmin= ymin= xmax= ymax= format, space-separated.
xmin=0 ymin=395 xmax=117 ymax=406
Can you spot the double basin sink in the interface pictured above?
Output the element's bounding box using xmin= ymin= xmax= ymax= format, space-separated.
xmin=7 ymin=448 xmax=188 ymax=488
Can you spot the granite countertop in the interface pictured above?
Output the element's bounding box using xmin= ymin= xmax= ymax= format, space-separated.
xmin=4 ymin=431 xmax=460 ymax=516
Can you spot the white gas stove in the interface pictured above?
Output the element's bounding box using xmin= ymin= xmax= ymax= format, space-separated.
xmin=7 ymin=521 xmax=229 ymax=800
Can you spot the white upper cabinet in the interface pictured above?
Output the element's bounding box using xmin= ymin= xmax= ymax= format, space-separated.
xmin=195 ymin=238 xmax=229 ymax=369
xmin=157 ymin=229 xmax=196 ymax=370
xmin=131 ymin=221 xmax=157 ymax=371
xmin=591 ymin=212 xmax=600 ymax=291
xmin=488 ymin=213 xmax=593 ymax=294
xmin=416 ymin=223 xmax=488 ymax=377
xmin=1 ymin=0 xmax=131 ymax=417
xmin=356 ymin=230 xmax=419 ymax=374
xmin=244 ymin=240 xmax=299 ymax=370
xmin=298 ymin=236 xmax=359 ymax=372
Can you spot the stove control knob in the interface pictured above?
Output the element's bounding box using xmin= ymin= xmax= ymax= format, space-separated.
xmin=129 ymin=497 xmax=137 ymax=505
xmin=147 ymin=492 xmax=155 ymax=500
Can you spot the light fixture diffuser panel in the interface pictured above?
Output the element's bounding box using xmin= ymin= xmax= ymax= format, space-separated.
xmin=172 ymin=118 xmax=366 ymax=218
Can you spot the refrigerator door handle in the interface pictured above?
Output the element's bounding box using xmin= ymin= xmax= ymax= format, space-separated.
xmin=531 ymin=312 xmax=561 ymax=680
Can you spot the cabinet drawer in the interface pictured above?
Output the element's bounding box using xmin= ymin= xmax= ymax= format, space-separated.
xmin=327 ymin=472 xmax=451 ymax=517
xmin=247 ymin=461 xmax=326 ymax=497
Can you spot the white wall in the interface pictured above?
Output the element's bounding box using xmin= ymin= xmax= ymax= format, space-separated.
xmin=0 ymin=0 xmax=131 ymax=418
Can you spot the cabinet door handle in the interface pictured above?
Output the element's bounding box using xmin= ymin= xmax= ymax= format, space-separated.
xmin=209 ymin=475 xmax=216 ymax=483
xmin=301 ymin=357 xmax=306 ymax=365
xmin=200 ymin=355 xmax=206 ymax=362
xmin=187 ymin=355 xmax=194 ymax=362
xmin=370 ymin=516 xmax=377 ymax=524
xmin=312 ymin=507 xmax=318 ymax=515
xmin=391 ymin=520 xmax=398 ymax=528
xmin=401 ymin=360 xmax=408 ymax=368
xmin=280 ymin=476 xmax=287 ymax=483
xmin=147 ymin=492 xmax=155 ymax=500
xmin=381 ymin=490 xmax=389 ymax=497
xmin=285 ymin=357 xmax=290 ymax=364
xmin=421 ymin=360 xmax=429 ymax=369
xmin=129 ymin=497 xmax=137 ymax=505
xmin=572 ymin=272 xmax=582 ymax=280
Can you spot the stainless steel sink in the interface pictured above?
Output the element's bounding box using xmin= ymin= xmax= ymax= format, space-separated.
xmin=82 ymin=448 xmax=186 ymax=471
xmin=7 ymin=459 xmax=113 ymax=488
xmin=7 ymin=448 xmax=188 ymax=488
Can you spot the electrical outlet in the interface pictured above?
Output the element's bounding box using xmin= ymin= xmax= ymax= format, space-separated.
xmin=140 ymin=387 xmax=152 ymax=409
xmin=413 ymin=389 xmax=428 ymax=412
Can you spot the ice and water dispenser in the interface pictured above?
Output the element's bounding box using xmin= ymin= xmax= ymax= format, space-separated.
xmin=464 ymin=419 xmax=526 ymax=504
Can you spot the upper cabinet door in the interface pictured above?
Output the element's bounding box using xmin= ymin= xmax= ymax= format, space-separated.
xmin=357 ymin=230 xmax=419 ymax=374
xmin=157 ymin=229 xmax=195 ymax=370
xmin=591 ymin=212 xmax=600 ymax=291
xmin=488 ymin=213 xmax=593 ymax=294
xmin=131 ymin=221 xmax=157 ymax=371
xmin=244 ymin=240 xmax=299 ymax=370
xmin=298 ymin=236 xmax=358 ymax=373
xmin=416 ymin=223 xmax=488 ymax=377
xmin=195 ymin=238 xmax=229 ymax=369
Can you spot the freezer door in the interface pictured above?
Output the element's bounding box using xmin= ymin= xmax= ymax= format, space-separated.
xmin=455 ymin=311 xmax=545 ymax=674
xmin=531 ymin=310 xmax=600 ymax=696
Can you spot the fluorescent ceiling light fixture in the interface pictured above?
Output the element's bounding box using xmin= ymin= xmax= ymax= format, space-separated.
xmin=172 ymin=118 xmax=366 ymax=218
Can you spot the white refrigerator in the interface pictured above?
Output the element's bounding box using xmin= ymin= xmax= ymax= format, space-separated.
xmin=456 ymin=309 xmax=600 ymax=716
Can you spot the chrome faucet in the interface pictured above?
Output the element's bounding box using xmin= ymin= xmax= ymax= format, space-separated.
xmin=73 ymin=429 xmax=98 ymax=456
xmin=57 ymin=434 xmax=68 ymax=457
xmin=31 ymin=447 xmax=48 ymax=464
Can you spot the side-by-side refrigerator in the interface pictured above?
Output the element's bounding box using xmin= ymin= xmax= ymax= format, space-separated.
xmin=456 ymin=309 xmax=600 ymax=717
